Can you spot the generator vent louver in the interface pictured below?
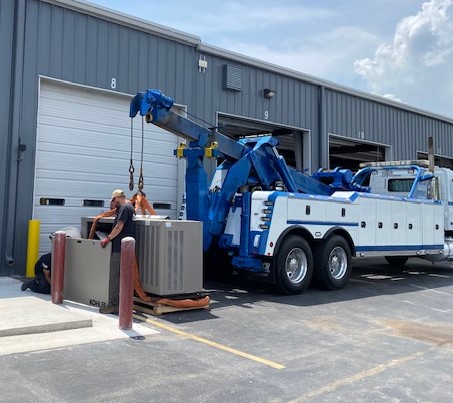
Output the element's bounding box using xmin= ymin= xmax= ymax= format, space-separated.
xmin=135 ymin=219 xmax=203 ymax=296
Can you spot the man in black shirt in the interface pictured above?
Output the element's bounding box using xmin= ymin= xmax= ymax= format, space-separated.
xmin=21 ymin=226 xmax=81 ymax=294
xmin=21 ymin=252 xmax=52 ymax=294
xmin=100 ymin=189 xmax=135 ymax=314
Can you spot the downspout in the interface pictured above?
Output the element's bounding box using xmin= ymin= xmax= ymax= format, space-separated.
xmin=4 ymin=0 xmax=27 ymax=272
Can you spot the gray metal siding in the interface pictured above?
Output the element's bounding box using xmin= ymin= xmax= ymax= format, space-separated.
xmin=27 ymin=2 xmax=196 ymax=96
xmin=4 ymin=0 xmax=199 ymax=274
xmin=192 ymin=54 xmax=321 ymax=169
xmin=197 ymin=56 xmax=320 ymax=131
xmin=219 ymin=61 xmax=321 ymax=168
xmin=0 ymin=0 xmax=16 ymax=274
xmin=325 ymin=89 xmax=453 ymax=160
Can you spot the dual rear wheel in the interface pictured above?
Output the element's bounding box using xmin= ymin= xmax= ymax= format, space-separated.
xmin=273 ymin=234 xmax=352 ymax=294
xmin=273 ymin=235 xmax=313 ymax=295
xmin=314 ymin=235 xmax=352 ymax=291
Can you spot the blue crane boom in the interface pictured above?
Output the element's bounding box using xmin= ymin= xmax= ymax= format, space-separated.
xmin=129 ymin=89 xmax=354 ymax=251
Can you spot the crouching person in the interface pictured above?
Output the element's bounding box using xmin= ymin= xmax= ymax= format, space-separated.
xmin=20 ymin=226 xmax=81 ymax=294
xmin=21 ymin=253 xmax=52 ymax=294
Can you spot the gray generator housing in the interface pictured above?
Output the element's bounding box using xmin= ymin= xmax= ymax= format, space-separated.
xmin=135 ymin=219 xmax=203 ymax=296
xmin=81 ymin=216 xmax=203 ymax=297
xmin=62 ymin=238 xmax=111 ymax=307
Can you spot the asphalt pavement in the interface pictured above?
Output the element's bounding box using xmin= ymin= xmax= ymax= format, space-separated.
xmin=1 ymin=258 xmax=452 ymax=402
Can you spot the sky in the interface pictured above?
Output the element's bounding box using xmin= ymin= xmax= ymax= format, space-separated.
xmin=88 ymin=0 xmax=453 ymax=119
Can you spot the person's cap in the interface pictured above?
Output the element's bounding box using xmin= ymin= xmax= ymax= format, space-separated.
xmin=111 ymin=189 xmax=125 ymax=199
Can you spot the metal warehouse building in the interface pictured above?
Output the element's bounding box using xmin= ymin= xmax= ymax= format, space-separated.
xmin=2 ymin=0 xmax=453 ymax=276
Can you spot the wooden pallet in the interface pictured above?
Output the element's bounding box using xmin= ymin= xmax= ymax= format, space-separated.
xmin=133 ymin=296 xmax=210 ymax=316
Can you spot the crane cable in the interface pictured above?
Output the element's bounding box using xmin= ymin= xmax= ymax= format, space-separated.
xmin=130 ymin=110 xmax=214 ymax=193
xmin=129 ymin=118 xmax=135 ymax=191
xmin=138 ymin=116 xmax=145 ymax=192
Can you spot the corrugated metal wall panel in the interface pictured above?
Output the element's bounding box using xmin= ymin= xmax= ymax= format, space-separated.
xmin=26 ymin=1 xmax=196 ymax=97
xmin=325 ymin=89 xmax=453 ymax=161
xmin=193 ymin=54 xmax=320 ymax=140
xmin=0 ymin=0 xmax=16 ymax=274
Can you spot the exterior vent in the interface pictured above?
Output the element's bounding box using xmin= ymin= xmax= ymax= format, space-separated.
xmin=223 ymin=64 xmax=243 ymax=91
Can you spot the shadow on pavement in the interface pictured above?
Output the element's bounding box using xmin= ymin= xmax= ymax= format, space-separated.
xmin=159 ymin=257 xmax=453 ymax=324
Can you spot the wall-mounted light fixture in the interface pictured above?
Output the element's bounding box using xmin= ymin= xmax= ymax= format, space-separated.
xmin=263 ymin=88 xmax=276 ymax=99
xmin=198 ymin=56 xmax=208 ymax=73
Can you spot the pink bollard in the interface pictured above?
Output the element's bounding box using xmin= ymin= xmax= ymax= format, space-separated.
xmin=119 ymin=236 xmax=135 ymax=330
xmin=51 ymin=231 xmax=66 ymax=304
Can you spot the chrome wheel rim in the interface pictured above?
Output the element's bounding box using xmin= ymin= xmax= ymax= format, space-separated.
xmin=329 ymin=246 xmax=347 ymax=279
xmin=285 ymin=248 xmax=308 ymax=284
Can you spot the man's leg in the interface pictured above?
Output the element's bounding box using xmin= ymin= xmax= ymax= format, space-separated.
xmin=21 ymin=278 xmax=36 ymax=291
xmin=29 ymin=274 xmax=50 ymax=294
xmin=100 ymin=252 xmax=120 ymax=314
xmin=34 ymin=278 xmax=51 ymax=294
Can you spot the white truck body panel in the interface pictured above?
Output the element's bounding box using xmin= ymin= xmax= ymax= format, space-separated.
xmin=367 ymin=165 xmax=453 ymax=232
xmin=224 ymin=189 xmax=445 ymax=259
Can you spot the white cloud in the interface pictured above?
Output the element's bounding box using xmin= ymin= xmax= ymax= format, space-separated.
xmin=354 ymin=0 xmax=453 ymax=117
xmin=382 ymin=93 xmax=404 ymax=103
xmin=216 ymin=24 xmax=380 ymax=88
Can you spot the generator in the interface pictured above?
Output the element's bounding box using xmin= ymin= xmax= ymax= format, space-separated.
xmin=135 ymin=218 xmax=203 ymax=296
xmin=80 ymin=216 xmax=203 ymax=297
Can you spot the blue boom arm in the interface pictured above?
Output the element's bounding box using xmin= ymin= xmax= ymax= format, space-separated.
xmin=129 ymin=89 xmax=347 ymax=250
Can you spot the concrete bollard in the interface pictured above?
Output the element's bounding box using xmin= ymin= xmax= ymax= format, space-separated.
xmin=51 ymin=231 xmax=66 ymax=304
xmin=119 ymin=236 xmax=135 ymax=330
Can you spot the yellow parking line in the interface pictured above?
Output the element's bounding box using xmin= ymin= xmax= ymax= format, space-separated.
xmin=133 ymin=314 xmax=285 ymax=370
xmin=290 ymin=347 xmax=435 ymax=402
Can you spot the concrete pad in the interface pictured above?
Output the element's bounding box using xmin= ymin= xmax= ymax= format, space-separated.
xmin=0 ymin=296 xmax=93 ymax=337
xmin=0 ymin=277 xmax=159 ymax=356
xmin=0 ymin=277 xmax=91 ymax=337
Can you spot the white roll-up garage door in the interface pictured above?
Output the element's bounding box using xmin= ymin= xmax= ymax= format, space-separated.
xmin=35 ymin=79 xmax=184 ymax=253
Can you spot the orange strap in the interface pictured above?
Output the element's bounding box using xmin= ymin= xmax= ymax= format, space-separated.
xmin=134 ymin=258 xmax=151 ymax=302
xmin=88 ymin=209 xmax=117 ymax=239
xmin=156 ymin=296 xmax=210 ymax=308
xmin=130 ymin=192 xmax=157 ymax=215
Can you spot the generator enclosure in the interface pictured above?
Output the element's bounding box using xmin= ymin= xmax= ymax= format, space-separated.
xmin=135 ymin=218 xmax=203 ymax=296
xmin=61 ymin=238 xmax=111 ymax=307
xmin=81 ymin=216 xmax=203 ymax=297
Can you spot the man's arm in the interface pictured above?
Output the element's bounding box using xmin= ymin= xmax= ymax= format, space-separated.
xmin=107 ymin=221 xmax=124 ymax=241
xmin=100 ymin=220 xmax=125 ymax=248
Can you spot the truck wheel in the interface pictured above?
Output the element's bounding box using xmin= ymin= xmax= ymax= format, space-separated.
xmin=315 ymin=235 xmax=351 ymax=290
xmin=274 ymin=235 xmax=313 ymax=295
xmin=384 ymin=256 xmax=408 ymax=267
